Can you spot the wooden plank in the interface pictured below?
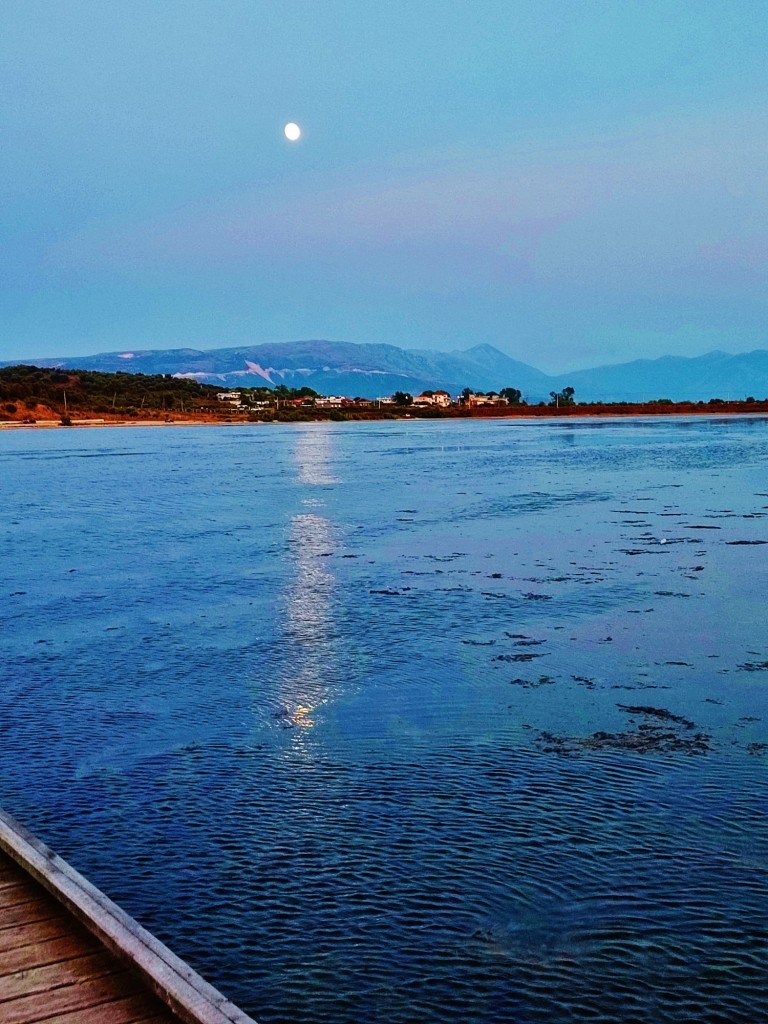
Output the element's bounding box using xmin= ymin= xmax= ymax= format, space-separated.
xmin=0 ymin=879 xmax=44 ymax=910
xmin=0 ymin=858 xmax=19 ymax=879
xmin=35 ymin=993 xmax=177 ymax=1024
xmin=0 ymin=875 xmax=25 ymax=892
xmin=0 ymin=808 xmax=258 ymax=1024
xmin=0 ymin=899 xmax=61 ymax=930
xmin=0 ymin=864 xmax=23 ymax=888
xmin=0 ymin=934 xmax=100 ymax=976
xmin=0 ymin=917 xmax=72 ymax=953
xmin=0 ymin=971 xmax=144 ymax=1024
xmin=0 ymin=950 xmax=119 ymax=1001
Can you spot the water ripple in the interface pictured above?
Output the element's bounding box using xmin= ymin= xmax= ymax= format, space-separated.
xmin=1 ymin=420 xmax=768 ymax=1023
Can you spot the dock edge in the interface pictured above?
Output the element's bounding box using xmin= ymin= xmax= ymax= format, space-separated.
xmin=0 ymin=806 xmax=258 ymax=1024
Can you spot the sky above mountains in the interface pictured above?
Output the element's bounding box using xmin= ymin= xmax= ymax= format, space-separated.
xmin=3 ymin=1 xmax=768 ymax=372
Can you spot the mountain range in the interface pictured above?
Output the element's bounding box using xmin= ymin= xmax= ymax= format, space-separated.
xmin=3 ymin=340 xmax=768 ymax=403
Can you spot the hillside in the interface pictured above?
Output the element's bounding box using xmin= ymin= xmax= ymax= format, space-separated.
xmin=0 ymin=365 xmax=224 ymax=421
xmin=2 ymin=341 xmax=768 ymax=403
xmin=0 ymin=341 xmax=551 ymax=401
xmin=555 ymin=350 xmax=768 ymax=402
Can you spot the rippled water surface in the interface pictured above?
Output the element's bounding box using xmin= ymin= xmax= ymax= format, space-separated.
xmin=2 ymin=417 xmax=768 ymax=1022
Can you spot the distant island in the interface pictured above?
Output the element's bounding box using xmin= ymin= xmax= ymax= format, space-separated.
xmin=2 ymin=364 xmax=767 ymax=428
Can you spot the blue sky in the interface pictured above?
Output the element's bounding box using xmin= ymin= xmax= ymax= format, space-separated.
xmin=2 ymin=0 xmax=768 ymax=371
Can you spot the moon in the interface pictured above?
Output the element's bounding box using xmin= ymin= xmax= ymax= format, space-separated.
xmin=284 ymin=122 xmax=301 ymax=142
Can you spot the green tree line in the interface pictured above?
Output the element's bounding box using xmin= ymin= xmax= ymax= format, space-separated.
xmin=0 ymin=365 xmax=225 ymax=415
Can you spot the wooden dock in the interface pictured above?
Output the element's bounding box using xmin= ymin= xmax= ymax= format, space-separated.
xmin=0 ymin=808 xmax=257 ymax=1024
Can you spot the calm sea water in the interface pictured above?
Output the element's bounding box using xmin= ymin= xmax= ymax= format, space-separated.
xmin=1 ymin=417 xmax=767 ymax=1023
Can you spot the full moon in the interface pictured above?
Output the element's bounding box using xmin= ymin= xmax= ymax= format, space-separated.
xmin=284 ymin=122 xmax=301 ymax=142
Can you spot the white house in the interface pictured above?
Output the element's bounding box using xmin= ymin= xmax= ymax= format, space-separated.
xmin=216 ymin=391 xmax=243 ymax=406
xmin=413 ymin=391 xmax=452 ymax=407
xmin=467 ymin=393 xmax=508 ymax=407
xmin=315 ymin=396 xmax=347 ymax=408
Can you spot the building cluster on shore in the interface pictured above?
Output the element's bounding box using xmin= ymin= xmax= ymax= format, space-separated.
xmin=0 ymin=364 xmax=531 ymax=425
xmin=5 ymin=364 xmax=768 ymax=428
xmin=216 ymin=388 xmax=514 ymax=411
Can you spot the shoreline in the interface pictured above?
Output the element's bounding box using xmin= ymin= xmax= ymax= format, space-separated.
xmin=3 ymin=407 xmax=768 ymax=430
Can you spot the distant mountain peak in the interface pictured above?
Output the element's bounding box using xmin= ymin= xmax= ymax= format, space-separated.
xmin=462 ymin=342 xmax=505 ymax=355
xmin=3 ymin=339 xmax=768 ymax=403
